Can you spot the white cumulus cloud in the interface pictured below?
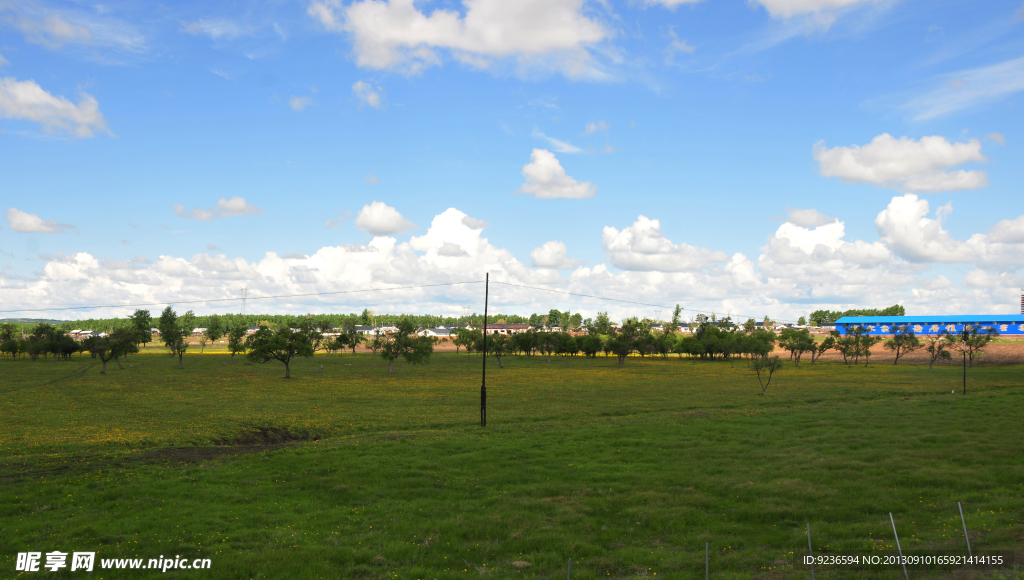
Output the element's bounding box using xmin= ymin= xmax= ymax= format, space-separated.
xmin=875 ymin=194 xmax=975 ymax=263
xmin=354 ymin=201 xmax=415 ymax=236
xmin=352 ymin=81 xmax=382 ymax=108
xmin=2 ymin=202 xmax=1023 ymax=323
xmin=875 ymin=194 xmax=1024 ymax=269
xmin=603 ymin=216 xmax=728 ymax=272
xmin=461 ymin=215 xmax=489 ymax=229
xmin=5 ymin=208 xmax=75 ymax=233
xmin=786 ymin=207 xmax=832 ymax=227
xmin=173 ymin=197 xmax=264 ymax=221
xmin=0 ymin=76 xmax=110 ymax=138
xmin=530 ymin=241 xmax=580 ymax=269
xmin=814 ymin=133 xmax=988 ymax=192
xmin=308 ymin=0 xmax=609 ymax=78
xmin=987 ymin=216 xmax=1024 ymax=244
xmin=519 ymin=149 xmax=596 ymax=199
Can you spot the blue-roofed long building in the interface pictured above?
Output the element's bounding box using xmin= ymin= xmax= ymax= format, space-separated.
xmin=835 ymin=315 xmax=1024 ymax=337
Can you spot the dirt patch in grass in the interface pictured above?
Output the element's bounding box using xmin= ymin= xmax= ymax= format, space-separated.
xmin=142 ymin=446 xmax=268 ymax=463
xmin=795 ymin=342 xmax=1024 ymax=366
xmin=215 ymin=425 xmax=322 ymax=446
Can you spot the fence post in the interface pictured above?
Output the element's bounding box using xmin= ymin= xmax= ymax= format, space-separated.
xmin=566 ymin=558 xmax=572 ymax=580
xmin=889 ymin=512 xmax=909 ymax=580
xmin=807 ymin=523 xmax=815 ymax=580
xmin=705 ymin=541 xmax=709 ymax=580
xmin=958 ymin=502 xmax=973 ymax=558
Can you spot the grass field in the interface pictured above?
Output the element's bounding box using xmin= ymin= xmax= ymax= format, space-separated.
xmin=1 ymin=350 xmax=1022 ymax=579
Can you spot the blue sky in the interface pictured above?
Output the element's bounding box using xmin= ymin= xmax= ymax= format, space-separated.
xmin=1 ymin=0 xmax=1023 ymax=322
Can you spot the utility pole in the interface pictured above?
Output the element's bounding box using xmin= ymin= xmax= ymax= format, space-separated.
xmin=481 ymin=273 xmax=488 ymax=427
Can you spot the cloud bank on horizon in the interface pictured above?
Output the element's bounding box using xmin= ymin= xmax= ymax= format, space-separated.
xmin=3 ymin=195 xmax=1022 ymax=321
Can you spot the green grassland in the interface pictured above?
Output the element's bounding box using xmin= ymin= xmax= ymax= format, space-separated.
xmin=1 ymin=351 xmax=1022 ymax=579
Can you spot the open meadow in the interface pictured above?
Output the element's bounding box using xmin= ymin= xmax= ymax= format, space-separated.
xmin=1 ymin=350 xmax=1022 ymax=579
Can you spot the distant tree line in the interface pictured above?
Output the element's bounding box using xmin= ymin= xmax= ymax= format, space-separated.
xmin=3 ymin=307 xmax=999 ymax=379
xmin=13 ymin=308 xmax=588 ymax=336
xmin=807 ymin=304 xmax=905 ymax=326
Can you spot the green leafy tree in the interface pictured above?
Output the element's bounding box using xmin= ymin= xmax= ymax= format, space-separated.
xmin=746 ymin=329 xmax=776 ymax=359
xmin=923 ymin=336 xmax=951 ymax=371
xmin=227 ymin=325 xmax=248 ymax=362
xmin=593 ymin=311 xmax=612 ymax=336
xmin=83 ymin=329 xmax=135 ymax=374
xmin=334 ymin=319 xmax=362 ymax=354
xmin=111 ymin=328 xmax=139 ymax=367
xmin=778 ymin=328 xmax=814 ymax=366
xmin=567 ymin=312 xmax=583 ymax=332
xmin=809 ymin=335 xmax=835 ymax=364
xmin=206 ymin=314 xmax=225 ymax=344
xmin=453 ymin=328 xmax=474 ymax=354
xmin=129 ymin=309 xmax=153 ymax=349
xmin=377 ymin=318 xmax=433 ymax=373
xmin=1 ymin=322 xmax=19 ymax=342
xmin=297 ymin=315 xmax=325 ymax=353
xmin=513 ymin=331 xmax=537 ymax=356
xmin=489 ymin=334 xmax=509 ymax=367
xmin=606 ymin=318 xmax=641 ymax=365
xmin=159 ymin=306 xmax=195 ymax=369
xmin=579 ymin=334 xmax=603 ymax=358
xmin=245 ymin=326 xmax=314 ymax=378
xmin=1 ymin=337 xmax=24 ymax=358
xmin=883 ymin=325 xmax=920 ymax=365
xmin=538 ymin=331 xmax=558 ymax=362
xmin=547 ymin=309 xmax=562 ymax=329
xmin=809 ymin=304 xmax=905 ymax=326
xmin=944 ymin=325 xmax=998 ymax=394
xmin=859 ymin=332 xmax=882 ymax=367
xmin=25 ymin=335 xmax=47 ymax=361
xmin=751 ymin=355 xmax=782 ymax=396
xmin=83 ymin=335 xmax=117 ymax=374
xmin=670 ymin=304 xmax=683 ymax=334
xmin=31 ymin=323 xmax=59 ymax=362
xmin=797 ymin=316 xmax=807 ymax=326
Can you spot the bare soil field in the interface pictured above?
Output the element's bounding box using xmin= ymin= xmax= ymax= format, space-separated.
xmin=799 ymin=340 xmax=1024 ymax=366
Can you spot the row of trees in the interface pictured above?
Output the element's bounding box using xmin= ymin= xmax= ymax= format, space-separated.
xmin=441 ymin=313 xmax=781 ymax=366
xmin=436 ymin=317 xmax=997 ymax=373
xmin=8 ymin=309 xmax=588 ymax=338
xmin=226 ymin=316 xmax=434 ymax=377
